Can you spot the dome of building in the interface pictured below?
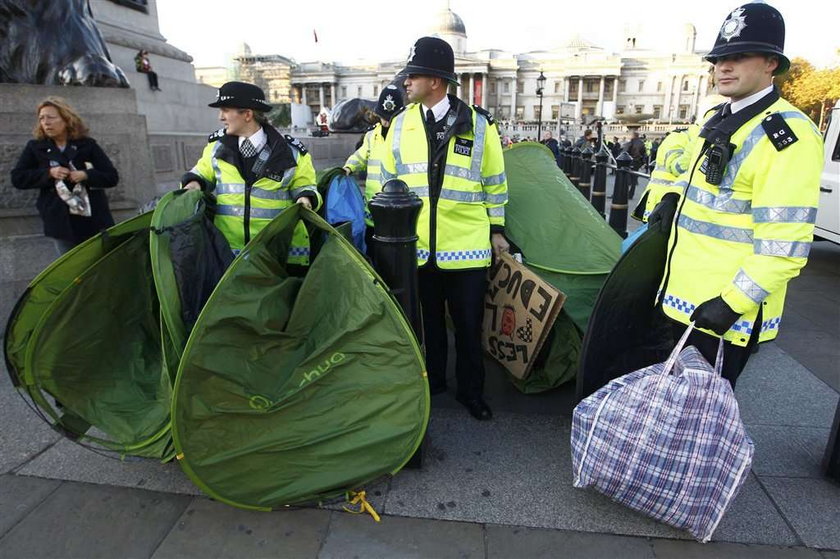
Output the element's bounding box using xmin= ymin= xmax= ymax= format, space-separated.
xmin=238 ymin=42 xmax=252 ymax=56
xmin=434 ymin=5 xmax=466 ymax=37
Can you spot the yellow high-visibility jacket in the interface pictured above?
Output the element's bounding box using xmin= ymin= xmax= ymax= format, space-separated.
xmin=659 ymin=95 xmax=823 ymax=345
xmin=634 ymin=129 xmax=691 ymax=221
xmin=182 ymin=126 xmax=320 ymax=264
xmin=380 ymin=98 xmax=507 ymax=270
xmin=344 ymin=123 xmax=387 ymax=226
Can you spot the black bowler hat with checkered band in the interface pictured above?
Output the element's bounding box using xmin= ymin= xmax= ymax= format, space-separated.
xmin=705 ymin=3 xmax=790 ymax=75
xmin=401 ymin=37 xmax=459 ymax=85
xmin=208 ymin=81 xmax=272 ymax=112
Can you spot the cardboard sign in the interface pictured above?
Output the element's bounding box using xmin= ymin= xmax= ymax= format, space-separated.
xmin=482 ymin=253 xmax=565 ymax=379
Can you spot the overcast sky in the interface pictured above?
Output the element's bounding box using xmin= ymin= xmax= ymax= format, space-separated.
xmin=157 ymin=0 xmax=839 ymax=69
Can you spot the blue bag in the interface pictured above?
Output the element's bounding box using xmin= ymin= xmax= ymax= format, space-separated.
xmin=325 ymin=174 xmax=367 ymax=253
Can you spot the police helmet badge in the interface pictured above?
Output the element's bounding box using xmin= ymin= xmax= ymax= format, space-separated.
xmin=382 ymin=94 xmax=396 ymax=113
xmin=407 ymin=45 xmax=416 ymax=64
xmin=719 ymin=7 xmax=747 ymax=42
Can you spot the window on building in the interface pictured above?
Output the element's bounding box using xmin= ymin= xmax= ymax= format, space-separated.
xmin=357 ymin=86 xmax=363 ymax=97
xmin=616 ymin=105 xmax=625 ymax=115
xmin=517 ymin=81 xmax=524 ymax=94
xmin=373 ymin=85 xmax=379 ymax=96
xmin=551 ymin=105 xmax=560 ymax=119
xmin=570 ymin=81 xmax=579 ymax=97
xmin=341 ymin=86 xmax=347 ymax=98
xmin=503 ymin=81 xmax=510 ymax=93
xmin=683 ymin=80 xmax=689 ymax=91
xmin=604 ymin=79 xmax=614 ymax=97
xmin=618 ymin=79 xmax=626 ymax=93
xmin=554 ymin=82 xmax=560 ymax=94
xmin=108 ymin=0 xmax=148 ymax=13
xmin=653 ymin=105 xmax=662 ymax=119
xmin=490 ymin=82 xmax=497 ymax=94
xmin=635 ymin=105 xmax=643 ymax=115
xmin=679 ymin=105 xmax=689 ymax=119
xmin=515 ymin=106 xmax=524 ymax=119
xmin=657 ymin=81 xmax=662 ymax=92
xmin=585 ymin=80 xmax=595 ymax=93
xmin=533 ymin=105 xmax=543 ymax=119
xmin=638 ymin=80 xmax=645 ymax=92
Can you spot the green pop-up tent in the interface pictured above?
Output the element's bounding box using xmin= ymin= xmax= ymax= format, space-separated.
xmin=501 ymin=143 xmax=621 ymax=392
xmin=5 ymin=191 xmax=428 ymax=508
xmin=171 ymin=203 xmax=428 ymax=509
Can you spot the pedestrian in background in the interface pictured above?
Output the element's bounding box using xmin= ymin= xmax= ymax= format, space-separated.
xmin=11 ymin=97 xmax=118 ymax=254
xmin=134 ymin=49 xmax=160 ymax=91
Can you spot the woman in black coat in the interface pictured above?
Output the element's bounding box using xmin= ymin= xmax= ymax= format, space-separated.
xmin=11 ymin=96 xmax=118 ymax=254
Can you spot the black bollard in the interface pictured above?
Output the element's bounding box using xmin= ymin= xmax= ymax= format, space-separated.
xmin=562 ymin=146 xmax=572 ymax=176
xmin=557 ymin=144 xmax=565 ymax=169
xmin=609 ymin=151 xmax=632 ymax=238
xmin=578 ymin=146 xmax=594 ymax=200
xmin=825 ymin=402 xmax=840 ymax=481
xmin=569 ymin=146 xmax=582 ymax=188
xmin=592 ymin=151 xmax=608 ymax=217
xmin=369 ymin=179 xmax=425 ymax=468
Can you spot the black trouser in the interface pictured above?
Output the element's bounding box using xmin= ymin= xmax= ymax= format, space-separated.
xmin=418 ymin=266 xmax=487 ymax=399
xmin=145 ymin=71 xmax=159 ymax=90
xmin=664 ymin=309 xmax=762 ymax=388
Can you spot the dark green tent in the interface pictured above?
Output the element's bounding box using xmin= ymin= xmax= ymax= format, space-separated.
xmin=4 ymin=212 xmax=173 ymax=458
xmin=502 ymin=143 xmax=621 ymax=392
xmin=171 ymin=204 xmax=428 ymax=509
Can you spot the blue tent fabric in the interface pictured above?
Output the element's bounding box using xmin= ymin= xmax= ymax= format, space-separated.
xmin=325 ymin=174 xmax=367 ymax=253
xmin=621 ymin=223 xmax=648 ymax=254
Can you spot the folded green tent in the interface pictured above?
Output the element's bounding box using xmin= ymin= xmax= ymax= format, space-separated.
xmin=502 ymin=143 xmax=621 ymax=392
xmin=5 ymin=191 xmax=428 ymax=508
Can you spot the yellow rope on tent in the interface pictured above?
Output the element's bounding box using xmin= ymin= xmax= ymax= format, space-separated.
xmin=343 ymin=490 xmax=381 ymax=522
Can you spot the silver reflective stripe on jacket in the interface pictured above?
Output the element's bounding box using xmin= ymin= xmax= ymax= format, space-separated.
xmin=677 ymin=214 xmax=753 ymax=244
xmin=216 ymin=205 xmax=283 ymax=219
xmin=733 ymin=268 xmax=769 ymax=304
xmin=754 ymin=239 xmax=811 ymax=258
xmin=686 ymin=185 xmax=751 ymax=214
xmin=752 ymin=206 xmax=818 ymax=224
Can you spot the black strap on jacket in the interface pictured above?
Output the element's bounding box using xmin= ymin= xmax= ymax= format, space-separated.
xmin=699 ymin=87 xmax=780 ymax=147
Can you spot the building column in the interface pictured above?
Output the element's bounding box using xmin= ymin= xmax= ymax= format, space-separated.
xmin=674 ymin=75 xmax=684 ymax=120
xmin=597 ymin=76 xmax=605 ymax=116
xmin=663 ymin=75 xmax=673 ymax=122
xmin=496 ymin=77 xmax=503 ymax=114
xmin=612 ymin=76 xmax=618 ymax=102
xmin=510 ymin=78 xmax=517 ymax=120
xmin=564 ymin=77 xmax=570 ymax=103
xmin=301 ymin=85 xmax=308 ymax=105
xmin=330 ymin=82 xmax=336 ymax=107
xmin=319 ymin=84 xmax=325 ymax=109
xmin=469 ymin=74 xmax=475 ymax=105
xmin=577 ymin=76 xmax=584 ymax=120
xmin=691 ymin=75 xmax=703 ymax=120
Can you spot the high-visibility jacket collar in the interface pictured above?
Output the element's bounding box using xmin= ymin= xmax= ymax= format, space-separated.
xmin=214 ymin=125 xmax=297 ymax=180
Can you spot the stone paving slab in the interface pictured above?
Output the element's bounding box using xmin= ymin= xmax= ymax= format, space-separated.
xmin=152 ymin=496 xmax=330 ymax=559
xmin=0 ymin=372 xmax=61 ymax=474
xmin=320 ymin=510 xmax=486 ymax=559
xmin=16 ymin=438 xmax=200 ymax=496
xmin=0 ymin=480 xmax=190 ymax=559
xmin=761 ymin=477 xmax=840 ymax=550
xmin=384 ymin=409 xmax=798 ymax=546
xmin=0 ymin=474 xmax=61 ymax=537
xmin=651 ymin=539 xmax=824 ymax=558
xmin=736 ymin=344 xmax=839 ymax=429
xmin=485 ymin=525 xmax=655 ymax=558
xmin=749 ymin=425 xmax=831 ymax=478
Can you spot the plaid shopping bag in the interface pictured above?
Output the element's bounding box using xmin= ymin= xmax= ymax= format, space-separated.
xmin=571 ymin=324 xmax=754 ymax=542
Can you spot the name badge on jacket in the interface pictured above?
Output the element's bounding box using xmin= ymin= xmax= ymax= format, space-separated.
xmin=454 ymin=138 xmax=473 ymax=156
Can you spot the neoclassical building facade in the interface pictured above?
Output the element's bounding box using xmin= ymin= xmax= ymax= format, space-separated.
xmin=196 ymin=7 xmax=714 ymax=125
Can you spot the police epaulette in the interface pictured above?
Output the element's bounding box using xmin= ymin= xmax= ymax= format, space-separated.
xmin=207 ymin=128 xmax=226 ymax=142
xmin=705 ymin=103 xmax=725 ymax=118
xmin=284 ymin=134 xmax=308 ymax=155
xmin=761 ymin=112 xmax=798 ymax=151
xmin=472 ymin=105 xmax=494 ymax=125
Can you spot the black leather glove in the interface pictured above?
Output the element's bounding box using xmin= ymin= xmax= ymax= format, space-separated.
xmin=690 ymin=296 xmax=741 ymax=336
xmin=647 ymin=193 xmax=679 ymax=234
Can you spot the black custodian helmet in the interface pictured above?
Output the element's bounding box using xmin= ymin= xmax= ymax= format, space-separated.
xmin=375 ymin=84 xmax=405 ymax=120
xmin=208 ymin=81 xmax=273 ymax=112
xmin=401 ymin=36 xmax=459 ymax=85
xmin=705 ymin=3 xmax=790 ymax=75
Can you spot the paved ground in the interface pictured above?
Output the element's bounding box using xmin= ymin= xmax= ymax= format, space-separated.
xmin=1 ymin=178 xmax=838 ymax=558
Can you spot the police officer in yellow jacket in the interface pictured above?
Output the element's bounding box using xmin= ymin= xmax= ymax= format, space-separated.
xmin=649 ymin=3 xmax=823 ymax=386
xmin=182 ymin=81 xmax=320 ymax=264
xmin=381 ymin=37 xmax=509 ymax=420
xmin=343 ymin=84 xmax=405 ymax=236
